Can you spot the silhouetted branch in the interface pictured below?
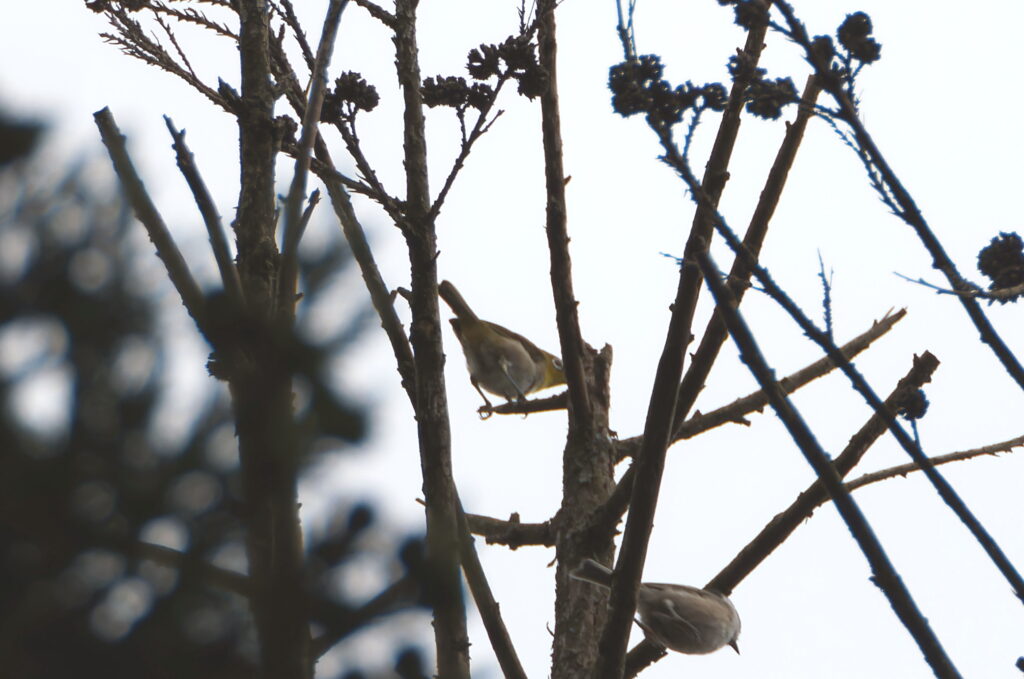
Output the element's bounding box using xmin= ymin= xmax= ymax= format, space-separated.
xmin=351 ymin=0 xmax=396 ymax=27
xmin=623 ymin=639 xmax=666 ymax=679
xmin=94 ymin=107 xmax=209 ymax=337
xmin=537 ymin=0 xmax=591 ymax=432
xmin=278 ymin=0 xmax=347 ymax=317
xmin=465 ymin=511 xmax=554 ymax=548
xmin=164 ymin=115 xmax=245 ymax=309
xmin=484 ymin=390 xmax=569 ymax=417
xmin=846 ymin=435 xmax=1024 ymax=493
xmin=895 ymin=272 xmax=1024 ymax=304
xmin=393 ymin=0 xmax=470 ymax=674
xmin=456 ymin=501 xmax=528 ymax=679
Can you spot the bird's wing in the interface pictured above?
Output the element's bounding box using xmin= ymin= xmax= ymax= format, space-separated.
xmin=483 ymin=320 xmax=555 ymax=364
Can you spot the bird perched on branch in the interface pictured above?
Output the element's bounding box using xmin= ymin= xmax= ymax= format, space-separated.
xmin=438 ymin=280 xmax=565 ymax=410
xmin=571 ymin=558 xmax=741 ymax=655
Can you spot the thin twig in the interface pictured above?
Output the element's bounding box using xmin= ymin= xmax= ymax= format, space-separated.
xmin=164 ymin=115 xmax=245 ymax=309
xmin=266 ymin=31 xmax=416 ymax=400
xmin=276 ymin=0 xmax=315 ymax=72
xmin=278 ymin=0 xmax=348 ymax=318
xmin=333 ymin=114 xmax=406 ymax=228
xmin=846 ymin=435 xmax=1024 ymax=493
xmin=818 ymin=250 xmax=834 ymax=341
xmin=155 ymin=14 xmax=200 ymax=81
xmin=696 ymin=246 xmax=959 ymax=678
xmin=315 ymin=149 xmax=417 ymax=402
xmin=428 ymin=97 xmax=507 ymax=223
xmin=100 ymin=9 xmax=229 ymax=112
xmin=895 ymin=272 xmax=1023 ymax=303
xmin=150 ymin=1 xmax=237 ymax=38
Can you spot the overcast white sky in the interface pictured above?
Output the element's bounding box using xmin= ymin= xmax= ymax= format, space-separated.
xmin=4 ymin=2 xmax=1024 ymax=677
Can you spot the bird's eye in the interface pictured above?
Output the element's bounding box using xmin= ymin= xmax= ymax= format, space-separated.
xmin=553 ymin=358 xmax=563 ymax=371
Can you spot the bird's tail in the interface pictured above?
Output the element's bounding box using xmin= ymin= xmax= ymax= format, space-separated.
xmin=569 ymin=558 xmax=614 ymax=589
xmin=439 ymin=280 xmax=479 ymax=322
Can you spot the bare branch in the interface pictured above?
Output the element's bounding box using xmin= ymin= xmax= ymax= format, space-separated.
xmin=164 ymin=115 xmax=245 ymax=309
xmin=351 ymin=0 xmax=396 ymax=27
xmin=100 ymin=9 xmax=230 ymax=112
xmin=484 ymin=389 xmax=568 ymax=417
xmin=538 ymin=0 xmax=591 ymax=431
xmin=308 ymin=156 xmax=379 ymax=199
xmin=266 ymin=37 xmax=414 ymax=399
xmin=428 ymin=100 xmax=506 ymax=223
xmin=637 ymin=430 xmax=1024 ymax=679
xmin=278 ymin=0 xmax=348 ymax=318
xmin=393 ymin=0 xmax=470 ymax=674
xmin=465 ymin=511 xmax=554 ymax=548
xmin=456 ymin=500 xmax=528 ymax=679
xmin=895 ymin=271 xmax=1024 ymax=304
xmin=624 ymin=640 xmax=666 ymax=679
xmin=275 ymin=0 xmax=315 ymax=71
xmin=315 ymin=148 xmax=418 ymax=402
xmin=696 ymin=246 xmax=958 ymax=678
xmin=94 ymin=107 xmax=208 ymax=337
xmin=846 ymin=435 xmax=1024 ymax=493
xmin=152 ymin=1 xmax=238 ymax=38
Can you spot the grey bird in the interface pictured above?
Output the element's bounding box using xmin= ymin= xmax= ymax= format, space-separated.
xmin=571 ymin=558 xmax=741 ymax=655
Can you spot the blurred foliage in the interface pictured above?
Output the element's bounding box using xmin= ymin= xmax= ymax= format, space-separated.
xmin=0 ymin=114 xmax=428 ymax=678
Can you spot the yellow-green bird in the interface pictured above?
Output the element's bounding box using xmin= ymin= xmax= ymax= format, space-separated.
xmin=439 ymin=280 xmax=566 ymax=409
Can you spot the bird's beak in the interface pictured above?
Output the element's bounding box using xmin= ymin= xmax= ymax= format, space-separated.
xmin=729 ymin=640 xmax=740 ymax=654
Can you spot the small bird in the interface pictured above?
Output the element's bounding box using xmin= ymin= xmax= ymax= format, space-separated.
xmin=438 ymin=280 xmax=566 ymax=409
xmin=571 ymin=558 xmax=741 ymax=655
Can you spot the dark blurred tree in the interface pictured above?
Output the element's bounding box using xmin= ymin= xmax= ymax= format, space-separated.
xmin=0 ymin=116 xmax=427 ymax=678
